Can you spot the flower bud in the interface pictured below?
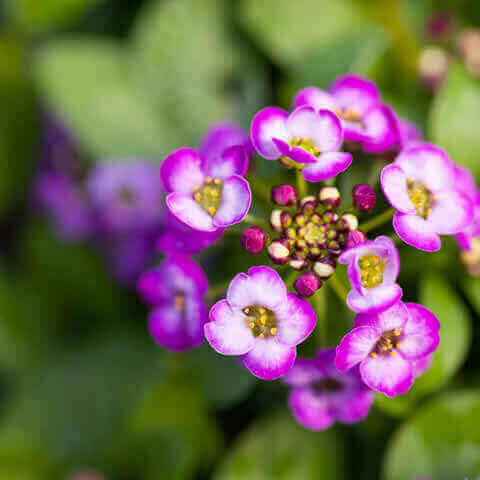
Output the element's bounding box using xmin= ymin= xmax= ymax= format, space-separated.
xmin=294 ymin=272 xmax=322 ymax=298
xmin=267 ymin=239 xmax=290 ymax=264
xmin=337 ymin=213 xmax=359 ymax=232
xmin=458 ymin=28 xmax=480 ymax=79
xmin=353 ymin=184 xmax=377 ymax=212
xmin=322 ymin=211 xmax=339 ymax=224
xmin=293 ymin=213 xmax=307 ymax=227
xmin=270 ymin=209 xmax=283 ymax=232
xmin=318 ymin=186 xmax=341 ymax=209
xmin=271 ymin=184 xmax=298 ymax=206
xmin=289 ymin=252 xmax=308 ymax=271
xmin=327 ymin=241 xmax=342 ymax=256
xmin=427 ymin=10 xmax=454 ymax=41
xmin=241 ymin=226 xmax=267 ymax=255
xmin=345 ymin=230 xmax=367 ymax=248
xmin=299 ymin=196 xmax=317 ymax=214
xmin=280 ymin=210 xmax=292 ymax=228
xmin=419 ymin=46 xmax=448 ymax=91
xmin=313 ymin=255 xmax=336 ymax=279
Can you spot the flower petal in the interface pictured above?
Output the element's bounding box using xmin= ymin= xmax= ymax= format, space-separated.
xmin=361 ymin=105 xmax=398 ymax=153
xmin=334 ymin=389 xmax=374 ymax=424
xmin=213 ymin=175 xmax=251 ymax=228
xmin=380 ymin=164 xmax=415 ymax=213
xmin=272 ymin=138 xmax=318 ymax=164
xmin=160 ymin=148 xmax=204 ymax=194
xmin=242 ymin=339 xmax=296 ymax=380
xmin=227 ymin=266 xmax=287 ymax=311
xmin=359 ymin=353 xmax=413 ymax=397
xmin=427 ymin=190 xmax=474 ymax=234
xmin=282 ymin=358 xmax=322 ymax=387
xmin=166 ymin=193 xmax=216 ymax=231
xmin=288 ymin=388 xmax=335 ymax=430
xmin=250 ymin=107 xmax=289 ymax=159
xmin=294 ymin=86 xmax=338 ymax=111
xmin=202 ymin=145 xmax=249 ymax=179
xmin=400 ymin=303 xmax=440 ymax=359
xmin=354 ymin=301 xmax=408 ymax=332
xmin=330 ymin=74 xmax=381 ymax=114
xmin=393 ymin=212 xmax=441 ymax=251
xmin=374 ymin=236 xmax=400 ymax=283
xmin=204 ymin=299 xmax=255 ymax=355
xmin=347 ymin=284 xmax=403 ymax=314
xmin=335 ymin=326 xmax=379 ymax=371
xmin=302 ymin=152 xmax=352 ymax=182
xmin=275 ymin=293 xmax=317 ymax=346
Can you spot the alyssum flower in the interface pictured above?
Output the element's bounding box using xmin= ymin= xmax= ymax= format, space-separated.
xmin=250 ymin=105 xmax=352 ymax=182
xmin=162 ymin=146 xmax=251 ymax=232
xmin=294 ymin=74 xmax=398 ymax=153
xmin=335 ymin=301 xmax=440 ymax=397
xmin=137 ymin=255 xmax=208 ymax=352
xmin=283 ymin=348 xmax=374 ymax=430
xmin=381 ymin=143 xmax=473 ymax=251
xmin=204 ymin=266 xmax=316 ymax=380
xmin=339 ymin=235 xmax=402 ymax=314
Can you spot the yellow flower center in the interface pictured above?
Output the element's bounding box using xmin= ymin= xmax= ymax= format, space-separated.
xmin=407 ymin=179 xmax=434 ymax=219
xmin=243 ymin=305 xmax=277 ymax=338
xmin=359 ymin=254 xmax=384 ymax=289
xmin=174 ymin=293 xmax=186 ymax=312
xmin=370 ymin=329 xmax=402 ymax=358
xmin=193 ymin=177 xmax=222 ymax=216
xmin=334 ymin=107 xmax=362 ymax=125
xmin=290 ymin=136 xmax=321 ymax=157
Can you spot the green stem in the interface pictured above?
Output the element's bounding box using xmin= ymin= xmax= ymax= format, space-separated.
xmin=284 ymin=269 xmax=298 ymax=290
xmin=327 ymin=275 xmax=348 ymax=303
xmin=359 ymin=208 xmax=394 ymax=233
xmin=243 ymin=214 xmax=269 ymax=230
xmin=207 ymin=281 xmax=230 ymax=301
xmin=248 ymin=177 xmax=272 ymax=204
xmin=296 ymin=169 xmax=307 ymax=198
xmin=311 ymin=288 xmax=327 ymax=347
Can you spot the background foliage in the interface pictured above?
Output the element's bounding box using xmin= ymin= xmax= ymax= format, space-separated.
xmin=0 ymin=0 xmax=479 ymax=478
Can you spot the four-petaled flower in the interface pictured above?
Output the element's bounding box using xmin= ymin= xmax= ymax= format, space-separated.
xmin=204 ymin=266 xmax=316 ymax=380
xmin=137 ymin=255 xmax=208 ymax=352
xmin=250 ymin=105 xmax=352 ymax=182
xmin=335 ymin=302 xmax=440 ymax=397
xmin=162 ymin=146 xmax=251 ymax=232
xmin=283 ymin=348 xmax=374 ymax=430
xmin=294 ymin=74 xmax=398 ymax=153
xmin=339 ymin=236 xmax=402 ymax=314
xmin=381 ymin=143 xmax=473 ymax=251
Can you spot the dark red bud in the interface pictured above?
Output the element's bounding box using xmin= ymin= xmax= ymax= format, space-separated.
xmin=241 ymin=226 xmax=267 ymax=255
xmin=294 ymin=272 xmax=322 ymax=298
xmin=271 ymin=184 xmax=298 ymax=206
xmin=353 ymin=184 xmax=377 ymax=212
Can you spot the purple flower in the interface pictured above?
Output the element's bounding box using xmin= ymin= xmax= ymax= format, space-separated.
xmin=204 ymin=266 xmax=316 ymax=380
xmin=283 ymin=348 xmax=374 ymax=430
xmin=456 ymin=191 xmax=480 ymax=251
xmin=162 ymin=147 xmax=251 ymax=232
xmin=381 ymin=143 xmax=474 ymax=251
xmin=156 ymin=211 xmax=224 ymax=255
xmin=197 ymin=122 xmax=254 ymax=162
xmin=250 ymin=105 xmax=352 ymax=182
xmin=339 ymin=236 xmax=402 ymax=314
xmin=396 ymin=117 xmax=423 ymax=150
xmin=294 ymin=74 xmax=398 ymax=153
xmin=87 ymin=161 xmax=164 ymax=235
xmin=35 ymin=171 xmax=93 ymax=241
xmin=137 ymin=255 xmax=208 ymax=352
xmin=413 ymin=353 xmax=433 ymax=379
xmin=335 ymin=302 xmax=440 ymax=397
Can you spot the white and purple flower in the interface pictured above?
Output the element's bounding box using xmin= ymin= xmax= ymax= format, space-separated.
xmin=204 ymin=266 xmax=316 ymax=380
xmin=162 ymin=146 xmax=251 ymax=232
xmin=250 ymin=105 xmax=352 ymax=182
xmin=339 ymin=236 xmax=402 ymax=314
xmin=283 ymin=348 xmax=374 ymax=430
xmin=294 ymin=74 xmax=398 ymax=153
xmin=335 ymin=302 xmax=440 ymax=397
xmin=137 ymin=255 xmax=208 ymax=352
xmin=381 ymin=143 xmax=474 ymax=251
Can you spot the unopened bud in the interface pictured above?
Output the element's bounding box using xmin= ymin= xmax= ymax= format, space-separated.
xmin=419 ymin=46 xmax=448 ymax=91
xmin=345 ymin=230 xmax=367 ymax=248
xmin=313 ymin=256 xmax=336 ymax=279
xmin=318 ymin=186 xmax=341 ymax=209
xmin=241 ymin=226 xmax=267 ymax=255
xmin=299 ymin=196 xmax=317 ymax=214
xmin=267 ymin=239 xmax=290 ymax=264
xmin=289 ymin=252 xmax=308 ymax=271
xmin=294 ymin=272 xmax=322 ymax=298
xmin=270 ymin=209 xmax=283 ymax=232
xmin=271 ymin=184 xmax=298 ymax=206
xmin=337 ymin=213 xmax=359 ymax=232
xmin=353 ymin=184 xmax=377 ymax=212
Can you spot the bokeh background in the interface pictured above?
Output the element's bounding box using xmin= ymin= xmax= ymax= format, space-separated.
xmin=0 ymin=0 xmax=480 ymax=478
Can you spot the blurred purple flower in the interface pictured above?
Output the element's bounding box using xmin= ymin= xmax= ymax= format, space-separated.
xmin=283 ymin=348 xmax=374 ymax=430
xmin=396 ymin=117 xmax=423 ymax=150
xmin=137 ymin=255 xmax=208 ymax=351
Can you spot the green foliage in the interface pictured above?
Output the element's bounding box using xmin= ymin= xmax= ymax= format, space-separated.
xmin=213 ymin=411 xmax=345 ymax=479
xmin=429 ymin=63 xmax=480 ymax=177
xmin=383 ymin=390 xmax=480 ymax=479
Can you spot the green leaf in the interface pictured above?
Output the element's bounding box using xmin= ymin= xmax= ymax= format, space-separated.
xmin=383 ymin=390 xmax=480 ymax=479
xmin=376 ymin=274 xmax=471 ymax=417
xmin=429 ymin=63 xmax=480 ymax=176
xmin=213 ymin=411 xmax=345 ymax=479
xmin=462 ymin=275 xmax=480 ymax=316
xmin=33 ymin=38 xmax=172 ymax=160
xmin=4 ymin=0 xmax=100 ymax=34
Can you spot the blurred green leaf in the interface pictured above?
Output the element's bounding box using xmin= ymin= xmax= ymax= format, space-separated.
xmin=213 ymin=411 xmax=345 ymax=479
xmin=429 ymin=63 xmax=480 ymax=177
xmin=376 ymin=274 xmax=471 ymax=417
xmin=33 ymin=38 xmax=169 ymax=160
xmin=0 ymin=38 xmax=36 ymax=220
xmin=462 ymin=275 xmax=480 ymax=316
xmin=383 ymin=390 xmax=480 ymax=479
xmin=4 ymin=0 xmax=100 ymax=34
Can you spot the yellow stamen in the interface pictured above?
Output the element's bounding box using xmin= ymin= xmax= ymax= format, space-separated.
xmin=270 ymin=328 xmax=277 ymax=335
xmin=260 ymin=316 xmax=267 ymax=325
xmin=248 ymin=322 xmax=255 ymax=329
xmin=259 ymin=333 xmax=265 ymax=338
xmin=194 ymin=193 xmax=201 ymax=201
xmin=208 ymin=206 xmax=216 ymax=215
xmin=370 ymin=352 xmax=377 ymax=358
xmin=214 ymin=178 xmax=221 ymax=185
xmin=205 ymin=176 xmax=213 ymax=184
xmin=390 ymin=350 xmax=397 ymax=356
